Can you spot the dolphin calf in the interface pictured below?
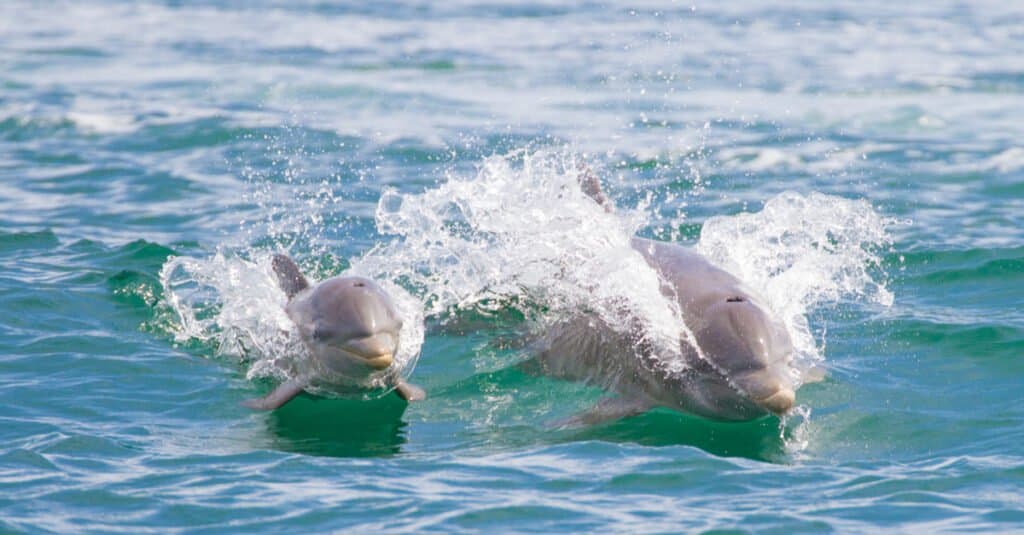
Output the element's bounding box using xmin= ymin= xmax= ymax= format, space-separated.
xmin=534 ymin=170 xmax=796 ymax=424
xmin=242 ymin=254 xmax=425 ymax=410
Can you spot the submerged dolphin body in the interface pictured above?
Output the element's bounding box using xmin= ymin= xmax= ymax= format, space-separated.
xmin=535 ymin=171 xmax=797 ymax=424
xmin=241 ymin=255 xmax=425 ymax=410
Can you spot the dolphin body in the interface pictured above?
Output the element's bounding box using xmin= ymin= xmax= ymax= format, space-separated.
xmin=241 ymin=254 xmax=425 ymax=410
xmin=534 ymin=172 xmax=797 ymax=425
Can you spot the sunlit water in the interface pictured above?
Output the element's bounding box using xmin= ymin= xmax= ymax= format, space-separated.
xmin=2 ymin=1 xmax=1023 ymax=532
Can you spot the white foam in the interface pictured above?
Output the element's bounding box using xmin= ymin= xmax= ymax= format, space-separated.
xmin=66 ymin=111 xmax=137 ymax=134
xmin=985 ymin=147 xmax=1024 ymax=173
xmin=740 ymin=148 xmax=803 ymax=172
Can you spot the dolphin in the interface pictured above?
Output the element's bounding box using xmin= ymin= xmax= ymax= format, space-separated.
xmin=241 ymin=254 xmax=425 ymax=410
xmin=534 ymin=170 xmax=796 ymax=425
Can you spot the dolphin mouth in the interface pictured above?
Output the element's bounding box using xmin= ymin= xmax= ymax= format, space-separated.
xmin=349 ymin=350 xmax=394 ymax=370
xmin=732 ymin=369 xmax=796 ymax=416
xmin=338 ymin=333 xmax=398 ymax=371
xmin=752 ymin=387 xmax=795 ymax=415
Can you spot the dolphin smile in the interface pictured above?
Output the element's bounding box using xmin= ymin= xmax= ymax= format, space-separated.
xmin=732 ymin=367 xmax=796 ymax=416
xmin=340 ymin=333 xmax=399 ymax=370
xmin=348 ymin=349 xmax=394 ymax=370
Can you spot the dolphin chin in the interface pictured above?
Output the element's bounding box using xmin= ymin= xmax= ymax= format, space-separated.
xmin=732 ymin=368 xmax=796 ymax=416
xmin=753 ymin=387 xmax=795 ymax=415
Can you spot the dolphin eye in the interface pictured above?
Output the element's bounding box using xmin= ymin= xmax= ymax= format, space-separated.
xmin=353 ymin=282 xmax=365 ymax=288
xmin=313 ymin=326 xmax=334 ymax=341
xmin=726 ymin=296 xmax=745 ymax=303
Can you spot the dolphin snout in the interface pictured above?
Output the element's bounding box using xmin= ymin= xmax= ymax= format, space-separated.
xmin=733 ymin=368 xmax=796 ymax=416
xmin=753 ymin=387 xmax=795 ymax=415
xmin=342 ymin=333 xmax=398 ymax=370
xmin=360 ymin=352 xmax=393 ymax=370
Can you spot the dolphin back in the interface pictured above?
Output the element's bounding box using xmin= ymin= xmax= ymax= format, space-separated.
xmin=272 ymin=254 xmax=310 ymax=299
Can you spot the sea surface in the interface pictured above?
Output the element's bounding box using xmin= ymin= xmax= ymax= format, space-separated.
xmin=2 ymin=1 xmax=1023 ymax=532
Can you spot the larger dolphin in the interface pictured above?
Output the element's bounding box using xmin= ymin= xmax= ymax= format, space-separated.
xmin=534 ymin=171 xmax=796 ymax=424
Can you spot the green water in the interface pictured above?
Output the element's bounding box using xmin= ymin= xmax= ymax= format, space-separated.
xmin=2 ymin=1 xmax=1023 ymax=532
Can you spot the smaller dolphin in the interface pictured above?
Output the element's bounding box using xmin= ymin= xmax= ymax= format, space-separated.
xmin=241 ymin=254 xmax=425 ymax=410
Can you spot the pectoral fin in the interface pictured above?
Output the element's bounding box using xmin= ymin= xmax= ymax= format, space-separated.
xmin=393 ymin=380 xmax=426 ymax=402
xmin=549 ymin=397 xmax=652 ymax=428
xmin=241 ymin=378 xmax=307 ymax=410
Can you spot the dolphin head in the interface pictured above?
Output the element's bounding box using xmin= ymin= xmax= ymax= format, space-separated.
xmin=297 ymin=276 xmax=404 ymax=378
xmin=692 ymin=292 xmax=796 ymax=417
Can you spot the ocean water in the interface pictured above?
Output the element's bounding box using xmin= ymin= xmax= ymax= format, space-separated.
xmin=2 ymin=0 xmax=1023 ymax=532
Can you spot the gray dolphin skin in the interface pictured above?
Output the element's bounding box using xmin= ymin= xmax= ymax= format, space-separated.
xmin=241 ymin=254 xmax=425 ymax=410
xmin=535 ymin=171 xmax=797 ymax=425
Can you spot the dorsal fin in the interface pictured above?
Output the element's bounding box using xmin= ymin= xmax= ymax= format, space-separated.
xmin=272 ymin=254 xmax=310 ymax=299
xmin=577 ymin=164 xmax=614 ymax=213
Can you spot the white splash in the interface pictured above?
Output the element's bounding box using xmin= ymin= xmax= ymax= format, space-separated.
xmin=780 ymin=404 xmax=814 ymax=461
xmin=158 ymin=251 xmax=424 ymax=398
xmin=355 ymin=149 xmax=689 ymax=371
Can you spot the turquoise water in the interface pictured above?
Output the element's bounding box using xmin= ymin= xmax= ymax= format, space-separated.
xmin=2 ymin=1 xmax=1023 ymax=532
